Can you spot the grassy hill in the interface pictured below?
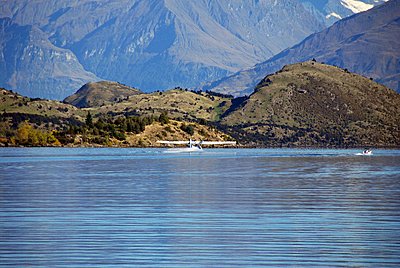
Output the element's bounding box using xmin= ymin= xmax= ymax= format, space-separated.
xmin=87 ymin=88 xmax=233 ymax=123
xmin=0 ymin=88 xmax=234 ymax=147
xmin=220 ymin=61 xmax=400 ymax=147
xmin=0 ymin=88 xmax=84 ymax=146
xmin=2 ymin=61 xmax=399 ymax=147
xmin=63 ymin=81 xmax=142 ymax=108
xmin=1 ymin=88 xmax=83 ymax=119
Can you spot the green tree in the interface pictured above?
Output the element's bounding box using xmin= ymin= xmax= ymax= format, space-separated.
xmin=0 ymin=120 xmax=14 ymax=139
xmin=113 ymin=131 xmax=126 ymax=141
xmin=181 ymin=124 xmax=194 ymax=135
xmin=159 ymin=112 xmax=169 ymax=125
xmin=86 ymin=111 xmax=93 ymax=128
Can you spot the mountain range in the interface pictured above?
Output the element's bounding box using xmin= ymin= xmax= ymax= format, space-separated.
xmin=301 ymin=0 xmax=388 ymax=25
xmin=0 ymin=0 xmax=389 ymax=99
xmin=204 ymin=0 xmax=400 ymax=96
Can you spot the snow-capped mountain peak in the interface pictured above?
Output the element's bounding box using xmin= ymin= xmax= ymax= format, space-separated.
xmin=301 ymin=0 xmax=389 ymax=26
xmin=340 ymin=0 xmax=374 ymax=13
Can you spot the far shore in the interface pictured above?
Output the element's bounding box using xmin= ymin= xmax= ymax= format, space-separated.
xmin=1 ymin=143 xmax=399 ymax=150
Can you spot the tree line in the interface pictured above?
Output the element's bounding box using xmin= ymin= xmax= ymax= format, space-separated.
xmin=0 ymin=111 xmax=170 ymax=146
xmin=55 ymin=112 xmax=170 ymax=145
xmin=0 ymin=120 xmax=60 ymax=146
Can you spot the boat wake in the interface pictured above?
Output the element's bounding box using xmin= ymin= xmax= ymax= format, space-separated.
xmin=163 ymin=148 xmax=203 ymax=153
xmin=355 ymin=152 xmax=373 ymax=156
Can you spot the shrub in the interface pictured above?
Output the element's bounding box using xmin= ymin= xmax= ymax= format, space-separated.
xmin=165 ymin=126 xmax=174 ymax=133
xmin=113 ymin=131 xmax=126 ymax=141
xmin=180 ymin=124 xmax=194 ymax=135
xmin=158 ymin=112 xmax=169 ymax=125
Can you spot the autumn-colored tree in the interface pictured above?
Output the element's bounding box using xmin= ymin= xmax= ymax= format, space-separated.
xmin=16 ymin=121 xmax=31 ymax=145
xmin=15 ymin=121 xmax=60 ymax=146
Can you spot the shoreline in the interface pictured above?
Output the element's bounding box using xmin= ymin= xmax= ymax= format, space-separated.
xmin=1 ymin=144 xmax=399 ymax=150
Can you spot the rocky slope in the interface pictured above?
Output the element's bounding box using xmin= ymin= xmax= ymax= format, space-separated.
xmin=69 ymin=0 xmax=326 ymax=93
xmin=64 ymin=81 xmax=142 ymax=108
xmin=0 ymin=18 xmax=99 ymax=100
xmin=205 ymin=0 xmax=400 ymax=96
xmin=1 ymin=0 xmax=325 ymax=98
xmin=0 ymin=0 xmax=389 ymax=99
xmin=220 ymin=61 xmax=400 ymax=147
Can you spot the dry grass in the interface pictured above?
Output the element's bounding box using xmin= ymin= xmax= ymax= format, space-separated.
xmin=94 ymin=89 xmax=232 ymax=122
xmin=221 ymin=61 xmax=400 ymax=146
xmin=0 ymin=88 xmax=84 ymax=119
xmin=125 ymin=120 xmax=233 ymax=147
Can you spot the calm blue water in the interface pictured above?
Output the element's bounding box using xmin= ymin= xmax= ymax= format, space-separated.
xmin=1 ymin=148 xmax=400 ymax=267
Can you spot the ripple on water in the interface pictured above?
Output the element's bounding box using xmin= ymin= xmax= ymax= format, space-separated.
xmin=1 ymin=148 xmax=400 ymax=267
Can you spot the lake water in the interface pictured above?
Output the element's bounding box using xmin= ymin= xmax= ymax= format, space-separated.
xmin=1 ymin=148 xmax=400 ymax=267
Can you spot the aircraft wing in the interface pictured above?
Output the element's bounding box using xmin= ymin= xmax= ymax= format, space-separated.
xmin=157 ymin=140 xmax=189 ymax=145
xmin=157 ymin=140 xmax=236 ymax=146
xmin=200 ymin=141 xmax=236 ymax=145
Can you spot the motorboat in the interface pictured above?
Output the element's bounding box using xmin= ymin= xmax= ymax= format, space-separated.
xmin=362 ymin=149 xmax=372 ymax=155
xmin=356 ymin=149 xmax=373 ymax=156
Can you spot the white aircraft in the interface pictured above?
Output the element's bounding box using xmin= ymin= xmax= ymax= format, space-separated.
xmin=157 ymin=139 xmax=236 ymax=151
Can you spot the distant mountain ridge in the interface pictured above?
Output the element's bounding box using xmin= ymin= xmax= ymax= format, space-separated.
xmin=0 ymin=0 xmax=386 ymax=99
xmin=301 ymin=0 xmax=388 ymax=25
xmin=204 ymin=0 xmax=400 ymax=96
xmin=67 ymin=0 xmax=326 ymax=93
xmin=0 ymin=18 xmax=99 ymax=100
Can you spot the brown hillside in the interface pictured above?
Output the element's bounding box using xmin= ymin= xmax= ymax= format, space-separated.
xmin=64 ymin=81 xmax=142 ymax=108
xmin=221 ymin=61 xmax=400 ymax=147
xmin=92 ymin=89 xmax=232 ymax=122
xmin=0 ymin=88 xmax=83 ymax=119
xmin=125 ymin=120 xmax=233 ymax=147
